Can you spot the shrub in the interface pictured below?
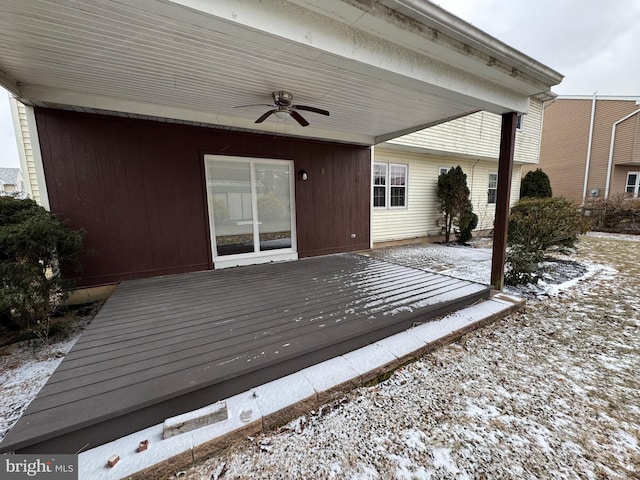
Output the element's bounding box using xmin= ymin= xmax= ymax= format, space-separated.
xmin=520 ymin=168 xmax=552 ymax=199
xmin=0 ymin=197 xmax=84 ymax=331
xmin=591 ymin=194 xmax=640 ymax=234
xmin=455 ymin=211 xmax=478 ymax=244
xmin=437 ymin=166 xmax=476 ymax=243
xmin=505 ymin=197 xmax=585 ymax=285
xmin=505 ymin=245 xmax=544 ymax=285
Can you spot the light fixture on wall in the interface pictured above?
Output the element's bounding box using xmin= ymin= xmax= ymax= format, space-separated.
xmin=299 ymin=170 xmax=309 ymax=181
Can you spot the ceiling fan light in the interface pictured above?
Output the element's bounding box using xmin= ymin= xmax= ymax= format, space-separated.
xmin=274 ymin=111 xmax=289 ymax=120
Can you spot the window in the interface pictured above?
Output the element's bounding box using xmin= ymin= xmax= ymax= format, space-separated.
xmin=373 ymin=162 xmax=407 ymax=208
xmin=373 ymin=163 xmax=387 ymax=207
xmin=516 ymin=114 xmax=524 ymax=130
xmin=488 ymin=173 xmax=498 ymax=204
xmin=626 ymin=172 xmax=640 ymax=197
xmin=438 ymin=166 xmax=450 ymax=176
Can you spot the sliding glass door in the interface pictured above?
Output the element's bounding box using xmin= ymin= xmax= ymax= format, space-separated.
xmin=205 ymin=156 xmax=296 ymax=267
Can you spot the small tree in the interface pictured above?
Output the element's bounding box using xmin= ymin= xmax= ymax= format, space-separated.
xmin=505 ymin=197 xmax=585 ymax=285
xmin=437 ymin=166 xmax=476 ymax=243
xmin=0 ymin=197 xmax=84 ymax=330
xmin=520 ymin=168 xmax=552 ymax=198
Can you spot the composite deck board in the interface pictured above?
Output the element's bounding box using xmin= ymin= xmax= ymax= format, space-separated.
xmin=41 ymin=276 xmax=467 ymax=396
xmin=73 ymin=265 xmax=442 ymax=341
xmin=50 ymin=275 xmax=457 ymax=382
xmin=37 ymin=276 xmax=467 ymax=399
xmin=0 ymin=253 xmax=491 ymax=454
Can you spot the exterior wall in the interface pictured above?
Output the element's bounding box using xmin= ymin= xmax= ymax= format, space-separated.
xmin=613 ymin=113 xmax=640 ymax=165
xmin=372 ymin=147 xmax=521 ymax=242
xmin=387 ymin=99 xmax=543 ymax=165
xmin=35 ymin=108 xmax=371 ymax=287
xmin=534 ymin=97 xmax=640 ymax=204
xmin=9 ymin=98 xmax=40 ymax=202
xmin=612 ymin=166 xmax=639 ymax=197
xmin=527 ymin=99 xmax=591 ymax=203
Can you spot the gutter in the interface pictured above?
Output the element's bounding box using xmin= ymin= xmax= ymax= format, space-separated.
xmin=582 ymin=92 xmax=597 ymax=204
xmin=378 ymin=0 xmax=564 ymax=87
xmin=604 ymin=107 xmax=640 ymax=199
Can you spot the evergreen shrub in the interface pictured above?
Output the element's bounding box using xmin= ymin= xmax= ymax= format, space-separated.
xmin=520 ymin=168 xmax=552 ymax=198
xmin=505 ymin=197 xmax=585 ymax=285
xmin=0 ymin=197 xmax=84 ymax=330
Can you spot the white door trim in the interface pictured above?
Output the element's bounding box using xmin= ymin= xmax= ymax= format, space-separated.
xmin=204 ymin=155 xmax=298 ymax=268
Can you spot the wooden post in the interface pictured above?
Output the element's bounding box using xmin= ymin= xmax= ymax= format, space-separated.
xmin=491 ymin=112 xmax=517 ymax=291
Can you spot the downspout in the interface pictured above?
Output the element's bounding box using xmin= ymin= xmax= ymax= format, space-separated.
xmin=470 ymin=157 xmax=480 ymax=206
xmin=581 ymin=92 xmax=597 ymax=204
xmin=369 ymin=145 xmax=375 ymax=249
xmin=604 ymin=107 xmax=640 ymax=199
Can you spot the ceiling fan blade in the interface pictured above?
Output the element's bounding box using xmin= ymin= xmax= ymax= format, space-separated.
xmin=235 ymin=104 xmax=275 ymax=108
xmin=293 ymin=105 xmax=330 ymax=116
xmin=290 ymin=110 xmax=310 ymax=127
xmin=255 ymin=109 xmax=277 ymax=123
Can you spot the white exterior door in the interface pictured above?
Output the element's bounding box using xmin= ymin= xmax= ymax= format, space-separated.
xmin=205 ymin=155 xmax=297 ymax=268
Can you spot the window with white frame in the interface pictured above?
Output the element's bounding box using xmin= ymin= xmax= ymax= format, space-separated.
xmin=626 ymin=172 xmax=640 ymax=197
xmin=488 ymin=172 xmax=498 ymax=204
xmin=438 ymin=166 xmax=450 ymax=176
xmin=373 ymin=162 xmax=407 ymax=208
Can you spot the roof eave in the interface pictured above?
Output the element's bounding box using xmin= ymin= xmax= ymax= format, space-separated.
xmin=378 ymin=0 xmax=564 ymax=88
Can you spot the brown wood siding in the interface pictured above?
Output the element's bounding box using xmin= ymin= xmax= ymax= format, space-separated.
xmin=36 ymin=109 xmax=371 ymax=286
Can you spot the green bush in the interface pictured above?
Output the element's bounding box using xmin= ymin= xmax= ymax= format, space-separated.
xmin=520 ymin=168 xmax=552 ymax=199
xmin=505 ymin=245 xmax=544 ymax=285
xmin=455 ymin=211 xmax=478 ymax=244
xmin=437 ymin=166 xmax=476 ymax=243
xmin=505 ymin=197 xmax=584 ymax=285
xmin=0 ymin=197 xmax=84 ymax=330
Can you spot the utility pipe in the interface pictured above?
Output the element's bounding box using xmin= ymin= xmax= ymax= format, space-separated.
xmin=581 ymin=92 xmax=597 ymax=204
xmin=604 ymin=108 xmax=640 ymax=199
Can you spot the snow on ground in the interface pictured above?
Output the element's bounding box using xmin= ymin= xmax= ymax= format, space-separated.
xmin=173 ymin=234 xmax=640 ymax=479
xmin=0 ymin=334 xmax=80 ymax=443
xmin=1 ymin=234 xmax=638 ymax=480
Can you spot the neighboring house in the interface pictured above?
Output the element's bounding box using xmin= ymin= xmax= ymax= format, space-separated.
xmin=373 ymin=96 xmax=550 ymax=243
xmin=530 ymin=95 xmax=640 ymax=204
xmin=0 ymin=0 xmax=561 ymax=289
xmin=0 ymin=167 xmax=24 ymax=196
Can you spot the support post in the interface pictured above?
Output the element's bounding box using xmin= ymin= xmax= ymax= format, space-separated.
xmin=491 ymin=112 xmax=517 ymax=291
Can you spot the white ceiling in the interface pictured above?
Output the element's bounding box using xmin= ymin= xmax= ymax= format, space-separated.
xmin=0 ymin=0 xmax=562 ymax=145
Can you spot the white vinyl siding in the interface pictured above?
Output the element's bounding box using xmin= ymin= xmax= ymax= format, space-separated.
xmin=386 ymin=99 xmax=544 ymax=166
xmin=9 ymin=99 xmax=40 ymax=203
xmin=372 ymin=149 xmax=522 ymax=243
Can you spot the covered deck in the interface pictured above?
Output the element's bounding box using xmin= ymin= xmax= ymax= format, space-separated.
xmin=1 ymin=253 xmax=490 ymax=454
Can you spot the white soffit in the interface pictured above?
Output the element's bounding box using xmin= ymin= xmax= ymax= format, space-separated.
xmin=0 ymin=0 xmax=562 ymax=145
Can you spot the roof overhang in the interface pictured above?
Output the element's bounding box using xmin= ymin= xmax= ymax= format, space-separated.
xmin=0 ymin=0 xmax=562 ymax=145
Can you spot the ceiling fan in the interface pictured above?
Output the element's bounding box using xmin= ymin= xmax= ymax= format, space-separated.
xmin=236 ymin=91 xmax=330 ymax=127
